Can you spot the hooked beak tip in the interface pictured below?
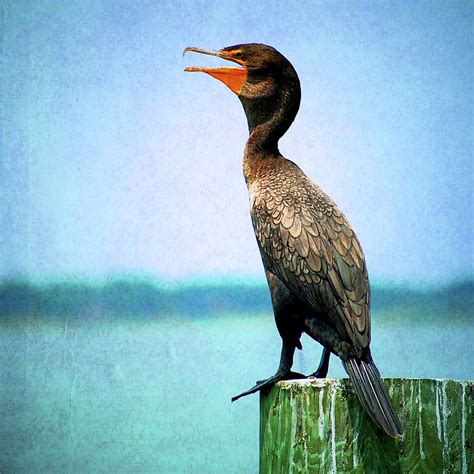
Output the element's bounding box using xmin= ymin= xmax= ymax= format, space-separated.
xmin=182 ymin=47 xmax=193 ymax=57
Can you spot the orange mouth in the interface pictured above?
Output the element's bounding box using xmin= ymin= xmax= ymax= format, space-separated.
xmin=183 ymin=47 xmax=247 ymax=95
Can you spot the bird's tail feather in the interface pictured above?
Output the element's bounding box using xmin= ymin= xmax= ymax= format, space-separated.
xmin=342 ymin=357 xmax=403 ymax=438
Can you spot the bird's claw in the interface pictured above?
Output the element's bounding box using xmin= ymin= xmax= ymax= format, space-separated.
xmin=307 ymin=369 xmax=327 ymax=378
xmin=232 ymin=370 xmax=307 ymax=402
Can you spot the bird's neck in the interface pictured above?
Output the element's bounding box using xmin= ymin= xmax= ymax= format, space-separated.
xmin=241 ymin=81 xmax=300 ymax=184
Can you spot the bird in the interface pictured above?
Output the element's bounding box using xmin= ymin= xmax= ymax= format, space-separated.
xmin=184 ymin=43 xmax=403 ymax=438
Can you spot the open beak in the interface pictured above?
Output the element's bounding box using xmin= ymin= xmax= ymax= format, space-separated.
xmin=183 ymin=47 xmax=247 ymax=95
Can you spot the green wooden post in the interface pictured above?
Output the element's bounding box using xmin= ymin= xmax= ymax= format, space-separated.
xmin=260 ymin=378 xmax=473 ymax=473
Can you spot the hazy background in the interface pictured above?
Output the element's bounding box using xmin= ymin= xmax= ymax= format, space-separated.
xmin=2 ymin=0 xmax=473 ymax=284
xmin=1 ymin=1 xmax=473 ymax=473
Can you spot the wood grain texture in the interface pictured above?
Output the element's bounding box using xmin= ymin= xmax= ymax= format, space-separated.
xmin=260 ymin=378 xmax=473 ymax=473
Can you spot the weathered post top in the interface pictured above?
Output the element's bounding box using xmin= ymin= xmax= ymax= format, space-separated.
xmin=260 ymin=378 xmax=473 ymax=473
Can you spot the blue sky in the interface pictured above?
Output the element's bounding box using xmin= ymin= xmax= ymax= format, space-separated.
xmin=1 ymin=0 xmax=472 ymax=284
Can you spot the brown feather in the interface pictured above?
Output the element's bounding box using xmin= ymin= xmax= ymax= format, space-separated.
xmin=249 ymin=157 xmax=370 ymax=352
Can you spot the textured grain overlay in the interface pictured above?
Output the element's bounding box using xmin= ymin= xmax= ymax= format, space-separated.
xmin=260 ymin=378 xmax=473 ymax=474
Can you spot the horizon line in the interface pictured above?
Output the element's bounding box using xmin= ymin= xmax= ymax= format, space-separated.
xmin=0 ymin=272 xmax=472 ymax=292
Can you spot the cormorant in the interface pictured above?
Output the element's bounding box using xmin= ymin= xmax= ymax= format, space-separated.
xmin=184 ymin=44 xmax=403 ymax=438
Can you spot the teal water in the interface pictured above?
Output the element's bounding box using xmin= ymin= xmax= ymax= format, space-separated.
xmin=1 ymin=306 xmax=473 ymax=473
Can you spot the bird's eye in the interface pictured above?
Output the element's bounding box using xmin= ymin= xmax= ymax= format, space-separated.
xmin=234 ymin=51 xmax=243 ymax=59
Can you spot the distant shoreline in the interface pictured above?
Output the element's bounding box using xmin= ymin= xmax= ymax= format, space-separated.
xmin=0 ymin=278 xmax=472 ymax=320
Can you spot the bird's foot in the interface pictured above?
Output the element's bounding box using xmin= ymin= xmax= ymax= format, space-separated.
xmin=307 ymin=347 xmax=330 ymax=378
xmin=307 ymin=368 xmax=328 ymax=378
xmin=232 ymin=370 xmax=306 ymax=402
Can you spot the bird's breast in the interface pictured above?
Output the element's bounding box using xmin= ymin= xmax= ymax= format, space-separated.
xmin=247 ymin=180 xmax=261 ymax=210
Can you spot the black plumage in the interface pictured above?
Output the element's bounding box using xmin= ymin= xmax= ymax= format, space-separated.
xmin=184 ymin=43 xmax=403 ymax=438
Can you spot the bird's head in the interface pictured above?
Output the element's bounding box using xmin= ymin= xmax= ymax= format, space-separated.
xmin=184 ymin=43 xmax=301 ymax=138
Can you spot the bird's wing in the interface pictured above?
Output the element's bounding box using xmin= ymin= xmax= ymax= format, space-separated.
xmin=251 ymin=171 xmax=370 ymax=353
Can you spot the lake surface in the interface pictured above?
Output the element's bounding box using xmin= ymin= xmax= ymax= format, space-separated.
xmin=1 ymin=306 xmax=472 ymax=473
